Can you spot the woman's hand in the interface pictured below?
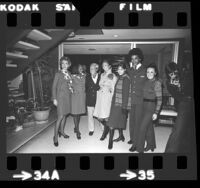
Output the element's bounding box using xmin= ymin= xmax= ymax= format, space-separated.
xmin=53 ymin=99 xmax=58 ymax=106
xmin=152 ymin=113 xmax=158 ymax=121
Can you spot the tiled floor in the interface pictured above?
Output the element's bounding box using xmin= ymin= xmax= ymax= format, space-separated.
xmin=14 ymin=115 xmax=172 ymax=153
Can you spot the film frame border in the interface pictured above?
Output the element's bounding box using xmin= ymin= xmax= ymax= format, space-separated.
xmin=0 ymin=1 xmax=197 ymax=181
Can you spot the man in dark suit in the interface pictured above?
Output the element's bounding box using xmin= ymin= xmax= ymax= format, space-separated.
xmin=127 ymin=48 xmax=149 ymax=152
xmin=85 ymin=63 xmax=100 ymax=136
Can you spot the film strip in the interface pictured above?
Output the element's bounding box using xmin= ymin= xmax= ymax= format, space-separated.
xmin=0 ymin=1 xmax=197 ymax=181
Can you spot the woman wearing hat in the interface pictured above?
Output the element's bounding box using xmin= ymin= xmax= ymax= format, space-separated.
xmin=71 ymin=64 xmax=86 ymax=140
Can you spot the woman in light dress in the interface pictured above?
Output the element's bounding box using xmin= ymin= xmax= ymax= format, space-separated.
xmin=93 ymin=60 xmax=117 ymax=140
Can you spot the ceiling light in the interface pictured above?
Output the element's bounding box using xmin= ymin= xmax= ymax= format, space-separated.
xmin=88 ymin=48 xmax=96 ymax=51
xmin=113 ymin=34 xmax=118 ymax=37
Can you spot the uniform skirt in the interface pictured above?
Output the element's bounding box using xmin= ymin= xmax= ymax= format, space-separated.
xmin=57 ymin=91 xmax=71 ymax=116
xmin=71 ymin=92 xmax=86 ymax=115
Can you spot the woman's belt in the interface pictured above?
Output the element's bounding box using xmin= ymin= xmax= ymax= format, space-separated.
xmin=143 ymin=98 xmax=156 ymax=102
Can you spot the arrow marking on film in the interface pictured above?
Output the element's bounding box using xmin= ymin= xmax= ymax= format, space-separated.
xmin=13 ymin=171 xmax=32 ymax=181
xmin=120 ymin=170 xmax=137 ymax=180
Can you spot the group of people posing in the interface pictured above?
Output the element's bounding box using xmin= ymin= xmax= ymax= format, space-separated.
xmin=52 ymin=48 xmax=163 ymax=153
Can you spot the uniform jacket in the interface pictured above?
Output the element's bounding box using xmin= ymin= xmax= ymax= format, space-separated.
xmin=127 ymin=65 xmax=147 ymax=104
xmin=52 ymin=71 xmax=72 ymax=101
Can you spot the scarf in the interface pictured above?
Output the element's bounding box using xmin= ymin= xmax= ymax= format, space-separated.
xmin=61 ymin=70 xmax=74 ymax=93
xmin=114 ymin=73 xmax=131 ymax=110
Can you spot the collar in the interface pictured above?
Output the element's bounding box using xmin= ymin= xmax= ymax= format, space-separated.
xmin=91 ymin=73 xmax=98 ymax=79
xmin=136 ymin=63 xmax=142 ymax=70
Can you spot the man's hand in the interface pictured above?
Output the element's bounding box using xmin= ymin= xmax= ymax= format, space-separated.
xmin=53 ymin=99 xmax=58 ymax=106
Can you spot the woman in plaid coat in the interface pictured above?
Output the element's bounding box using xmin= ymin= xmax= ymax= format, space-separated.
xmin=107 ymin=63 xmax=131 ymax=149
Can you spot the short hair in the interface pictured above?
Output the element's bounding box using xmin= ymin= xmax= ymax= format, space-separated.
xmin=59 ymin=56 xmax=71 ymax=70
xmin=165 ymin=61 xmax=179 ymax=76
xmin=146 ymin=63 xmax=159 ymax=78
xmin=90 ymin=63 xmax=99 ymax=71
xmin=128 ymin=48 xmax=144 ymax=62
xmin=117 ymin=63 xmax=127 ymax=70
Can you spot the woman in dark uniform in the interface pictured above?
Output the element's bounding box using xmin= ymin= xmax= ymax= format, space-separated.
xmin=107 ymin=63 xmax=131 ymax=149
xmin=52 ymin=56 xmax=73 ymax=146
xmin=135 ymin=63 xmax=162 ymax=153
xmin=71 ymin=64 xmax=86 ymax=140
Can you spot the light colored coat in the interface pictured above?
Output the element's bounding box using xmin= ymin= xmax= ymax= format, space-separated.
xmin=93 ymin=69 xmax=117 ymax=119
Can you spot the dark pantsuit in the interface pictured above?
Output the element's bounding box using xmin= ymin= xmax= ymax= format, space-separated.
xmin=136 ymin=102 xmax=156 ymax=152
xmin=129 ymin=104 xmax=143 ymax=146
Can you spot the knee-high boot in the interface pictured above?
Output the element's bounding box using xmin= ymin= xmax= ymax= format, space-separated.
xmin=108 ymin=129 xmax=114 ymax=149
xmin=100 ymin=120 xmax=109 ymax=141
xmin=113 ymin=129 xmax=125 ymax=142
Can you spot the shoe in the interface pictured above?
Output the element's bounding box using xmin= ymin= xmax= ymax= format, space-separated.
xmin=58 ymin=131 xmax=69 ymax=139
xmin=53 ymin=136 xmax=58 ymax=147
xmin=127 ymin=140 xmax=133 ymax=144
xmin=144 ymin=147 xmax=155 ymax=152
xmin=113 ymin=136 xmax=125 ymax=142
xmin=113 ymin=129 xmax=125 ymax=142
xmin=76 ymin=131 xmax=81 ymax=140
xmin=129 ymin=146 xmax=136 ymax=152
xmin=108 ymin=129 xmax=114 ymax=150
xmin=89 ymin=131 xmax=94 ymax=136
xmin=100 ymin=126 xmax=109 ymax=141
